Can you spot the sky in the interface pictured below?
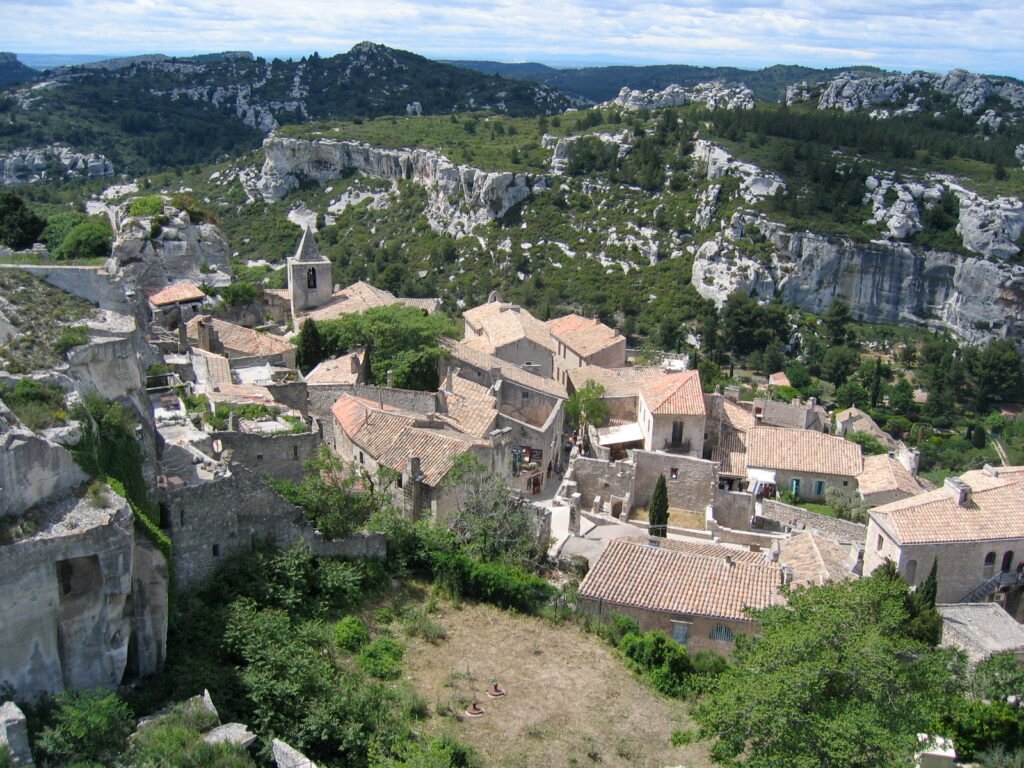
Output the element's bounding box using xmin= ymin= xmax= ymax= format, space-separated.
xmin=5 ymin=0 xmax=1024 ymax=78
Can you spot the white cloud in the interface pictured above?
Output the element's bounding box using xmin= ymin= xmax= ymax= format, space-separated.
xmin=2 ymin=0 xmax=1022 ymax=77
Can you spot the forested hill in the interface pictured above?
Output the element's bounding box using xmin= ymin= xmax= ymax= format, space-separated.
xmin=445 ymin=61 xmax=889 ymax=102
xmin=0 ymin=43 xmax=569 ymax=174
xmin=0 ymin=53 xmax=36 ymax=88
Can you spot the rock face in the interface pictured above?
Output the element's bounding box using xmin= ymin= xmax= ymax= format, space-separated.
xmin=0 ymin=701 xmax=34 ymax=767
xmin=788 ymin=68 xmax=1024 ymax=124
xmin=252 ymin=136 xmax=545 ymax=237
xmin=109 ymin=206 xmax=232 ymax=299
xmin=0 ymin=491 xmax=168 ymax=699
xmin=605 ymin=82 xmax=755 ymax=111
xmin=693 ymin=214 xmax=1024 ymax=345
xmin=544 ymin=131 xmax=631 ymax=174
xmin=692 ymin=140 xmax=784 ymax=205
xmin=0 ymin=145 xmax=113 ymax=186
xmin=273 ymin=739 xmax=318 ymax=768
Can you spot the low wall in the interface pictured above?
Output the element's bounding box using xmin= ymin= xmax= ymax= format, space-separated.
xmin=712 ymin=489 xmax=755 ymax=530
xmin=0 ymin=264 xmax=132 ymax=314
xmin=757 ymin=499 xmax=867 ymax=544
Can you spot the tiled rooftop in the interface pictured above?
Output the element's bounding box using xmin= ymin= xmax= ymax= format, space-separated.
xmin=566 ymin=365 xmax=668 ymax=399
xmin=305 ymin=281 xmax=441 ymax=321
xmin=548 ymin=313 xmax=623 ymax=358
xmin=306 ymin=350 xmax=365 ymax=386
xmin=640 ymin=370 xmax=705 ymax=416
xmin=186 ymin=316 xmax=295 ymax=358
xmin=858 ymin=453 xmax=931 ymax=498
xmin=746 ymin=425 xmax=863 ymax=478
xmin=579 ymin=537 xmax=783 ymax=622
xmin=441 ymin=338 xmax=567 ymax=399
xmin=777 ymin=531 xmax=855 ymax=587
xmin=148 ymin=281 xmax=206 ymax=306
xmin=871 ymin=467 xmax=1024 ymax=544
xmin=463 ymin=301 xmax=555 ymax=353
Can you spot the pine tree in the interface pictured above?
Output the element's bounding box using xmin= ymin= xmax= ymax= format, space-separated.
xmin=649 ymin=474 xmax=669 ymax=538
xmin=296 ymin=318 xmax=324 ymax=374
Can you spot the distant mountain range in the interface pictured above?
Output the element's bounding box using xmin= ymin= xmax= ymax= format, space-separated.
xmin=444 ymin=60 xmax=889 ymax=103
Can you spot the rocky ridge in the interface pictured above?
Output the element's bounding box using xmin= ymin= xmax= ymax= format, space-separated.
xmin=0 ymin=144 xmax=113 ymax=185
xmin=787 ymin=68 xmax=1024 ymax=126
xmin=605 ymin=82 xmax=755 ymax=111
xmin=249 ymin=136 xmax=546 ymax=237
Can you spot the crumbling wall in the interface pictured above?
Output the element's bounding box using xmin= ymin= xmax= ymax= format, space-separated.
xmin=0 ymin=419 xmax=88 ymax=518
xmin=633 ymin=451 xmax=717 ymax=513
xmin=307 ymin=383 xmax=436 ymax=427
xmin=568 ymin=456 xmax=634 ymax=513
xmin=0 ymin=493 xmax=166 ymax=699
xmin=211 ymin=429 xmax=321 ymax=483
xmin=1 ymin=264 xmax=132 ymax=315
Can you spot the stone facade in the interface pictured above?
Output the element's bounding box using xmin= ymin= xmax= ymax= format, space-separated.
xmin=633 ymin=451 xmax=717 ymax=514
xmin=210 ymin=429 xmax=321 ymax=484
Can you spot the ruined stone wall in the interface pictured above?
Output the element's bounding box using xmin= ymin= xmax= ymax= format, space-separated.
xmin=758 ymin=499 xmax=867 ymax=544
xmin=307 ymin=383 xmax=436 ymax=427
xmin=633 ymin=451 xmax=717 ymax=514
xmin=712 ymin=489 xmax=756 ymax=530
xmin=266 ymin=380 xmax=308 ymax=415
xmin=210 ymin=429 xmax=321 ymax=483
xmin=0 ymin=495 xmax=167 ymax=699
xmin=568 ymin=456 xmax=634 ymax=512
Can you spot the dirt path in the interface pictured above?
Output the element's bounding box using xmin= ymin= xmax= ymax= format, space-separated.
xmin=400 ymin=601 xmax=712 ymax=768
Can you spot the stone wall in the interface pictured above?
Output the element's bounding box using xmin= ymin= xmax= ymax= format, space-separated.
xmin=210 ymin=429 xmax=321 ymax=483
xmin=758 ymin=499 xmax=867 ymax=544
xmin=633 ymin=451 xmax=717 ymax=514
xmin=0 ymin=493 xmax=167 ymax=699
xmin=568 ymin=456 xmax=634 ymax=515
xmin=713 ymin=489 xmax=756 ymax=530
xmin=0 ymin=264 xmax=132 ymax=315
xmin=307 ymin=383 xmax=436 ymax=428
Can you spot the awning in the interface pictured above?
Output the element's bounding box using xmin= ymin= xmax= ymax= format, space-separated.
xmin=596 ymin=422 xmax=645 ymax=447
xmin=746 ymin=468 xmax=777 ymax=484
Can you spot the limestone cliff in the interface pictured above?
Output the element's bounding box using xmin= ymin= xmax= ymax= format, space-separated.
xmin=604 ymin=82 xmax=755 ymax=111
xmin=0 ymin=145 xmax=113 ymax=186
xmin=693 ymin=213 xmax=1024 ymax=345
xmin=250 ymin=136 xmax=545 ymax=237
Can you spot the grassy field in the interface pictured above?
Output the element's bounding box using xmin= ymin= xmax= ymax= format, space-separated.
xmin=386 ymin=597 xmax=709 ymax=768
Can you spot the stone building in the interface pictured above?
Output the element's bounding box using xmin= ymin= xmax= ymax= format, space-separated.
xmin=147 ymin=281 xmax=209 ymax=328
xmin=462 ymin=300 xmax=556 ymax=379
xmin=578 ymin=537 xmax=784 ymax=653
xmin=186 ymin=315 xmax=297 ymax=371
xmin=865 ymin=466 xmax=1024 ymax=613
xmin=285 ymin=225 xmax=333 ymax=320
xmin=835 ymin=406 xmax=897 ymax=450
xmin=751 ymin=397 xmax=829 ymax=432
xmin=745 ymin=425 xmax=863 ymax=501
xmin=857 ymin=447 xmax=930 ymax=506
xmin=548 ymin=313 xmax=626 ymax=387
xmin=938 ymin=603 xmax=1024 ymax=666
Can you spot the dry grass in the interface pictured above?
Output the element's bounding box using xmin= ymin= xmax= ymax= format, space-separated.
xmin=400 ymin=600 xmax=712 ymax=768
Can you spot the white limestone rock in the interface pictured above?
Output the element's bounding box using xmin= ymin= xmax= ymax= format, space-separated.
xmin=953 ymin=186 xmax=1024 ymax=260
xmin=203 ymin=723 xmax=257 ymax=748
xmin=692 ymin=140 xmax=784 ymax=203
xmin=252 ymin=136 xmax=545 ymax=237
xmin=0 ymin=701 xmax=33 ymax=767
xmin=0 ymin=145 xmax=113 ymax=186
xmin=605 ymin=82 xmax=754 ymax=111
xmin=549 ymin=131 xmax=631 ymax=174
xmin=273 ymin=739 xmax=318 ymax=768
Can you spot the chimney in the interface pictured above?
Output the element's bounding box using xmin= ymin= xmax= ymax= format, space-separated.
xmin=436 ymin=387 xmax=447 ymax=413
xmin=489 ymin=366 xmax=502 ymax=386
xmin=378 ymin=387 xmax=384 ymax=410
xmin=350 ymin=353 xmax=360 ymax=374
xmin=724 ymin=554 xmax=734 ymax=567
xmin=944 ymin=477 xmax=972 ymax=507
xmin=444 ymin=366 xmax=456 ymax=393
xmin=781 ymin=564 xmax=793 ymax=585
xmin=386 ymin=370 xmax=394 ymax=388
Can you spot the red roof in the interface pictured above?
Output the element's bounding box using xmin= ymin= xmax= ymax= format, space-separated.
xmin=148 ymin=281 xmax=206 ymax=306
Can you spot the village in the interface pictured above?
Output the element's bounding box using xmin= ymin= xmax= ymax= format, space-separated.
xmin=2 ymin=223 xmax=1024 ymax=767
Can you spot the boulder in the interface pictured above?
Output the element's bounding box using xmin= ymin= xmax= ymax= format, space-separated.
xmin=203 ymin=722 xmax=257 ymax=748
xmin=0 ymin=701 xmax=33 ymax=766
xmin=273 ymin=739 xmax=318 ymax=768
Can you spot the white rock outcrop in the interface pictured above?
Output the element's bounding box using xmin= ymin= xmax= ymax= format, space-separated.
xmin=0 ymin=145 xmax=113 ymax=186
xmin=252 ymin=136 xmax=545 ymax=237
xmin=0 ymin=701 xmax=33 ymax=767
xmin=605 ymin=82 xmax=755 ymax=111
xmin=692 ymin=140 xmax=784 ymax=204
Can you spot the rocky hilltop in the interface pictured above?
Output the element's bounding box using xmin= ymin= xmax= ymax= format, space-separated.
xmin=0 ymin=144 xmax=113 ymax=185
xmin=605 ymin=82 xmax=755 ymax=111
xmin=250 ymin=136 xmax=544 ymax=236
xmin=787 ymin=68 xmax=1024 ymax=127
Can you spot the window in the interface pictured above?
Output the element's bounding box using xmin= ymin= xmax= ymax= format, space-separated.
xmin=876 ymin=535 xmax=884 ymax=551
xmin=905 ymin=559 xmax=917 ymax=584
xmin=180 ymin=510 xmax=185 ymax=527
xmin=212 ymin=544 xmax=220 ymax=557
xmin=813 ymin=480 xmax=826 ymax=497
xmin=984 ymin=551 xmax=997 ymax=579
xmin=1002 ymin=551 xmax=1014 ymax=573
xmin=522 ymin=390 xmax=530 ymax=401
xmin=306 ymin=267 xmax=317 ymax=289
xmin=709 ymin=625 xmax=735 ymax=642
xmin=397 ymin=474 xmax=403 ymax=489
xmin=670 ymin=467 xmax=678 ymax=481
xmin=256 ymin=453 xmax=263 ymax=461
xmin=359 ymin=451 xmax=364 ymax=465
xmin=843 ymin=480 xmax=849 ymax=486
xmin=293 ymin=445 xmax=299 ymax=460
xmin=671 ymin=420 xmax=684 ymax=444
xmin=790 ymin=478 xmax=800 ymax=495
xmin=670 ymin=621 xmax=692 ymax=646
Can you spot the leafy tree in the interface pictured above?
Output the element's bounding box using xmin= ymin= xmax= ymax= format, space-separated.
xmin=34 ymin=688 xmax=134 ymax=766
xmin=785 ymin=361 xmax=812 ymax=391
xmin=973 ymin=652 xmax=1024 ymax=702
xmin=40 ymin=210 xmax=88 ymax=253
xmin=888 ymin=378 xmax=916 ymax=416
xmin=721 ymin=292 xmax=768 ymax=355
xmin=971 ymin=340 xmax=1023 ymax=411
xmin=845 ymin=430 xmax=887 ymax=456
xmin=695 ymin=568 xmax=963 ymax=767
xmin=317 ymin=305 xmax=457 ymax=391
xmin=919 ymin=559 xmax=938 ymax=609
xmin=0 ymin=191 xmax=45 ymax=249
xmin=822 ymin=297 xmax=853 ymax=347
xmin=444 ymin=453 xmax=544 ymax=566
xmin=821 ymin=345 xmax=859 ymax=386
xmin=835 ymin=380 xmax=870 ymax=409
xmin=648 ymin=474 xmax=669 ymax=538
xmin=295 ymin=318 xmax=325 ymax=373
xmin=566 ymin=379 xmax=609 ymax=431
xmin=55 ymin=220 xmax=113 ymax=260
xmin=761 ymin=339 xmax=786 ymax=375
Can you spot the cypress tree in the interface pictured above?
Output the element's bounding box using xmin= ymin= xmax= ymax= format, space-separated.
xmin=296 ymin=318 xmax=324 ymax=374
xmin=919 ymin=559 xmax=938 ymax=608
xmin=649 ymin=474 xmax=669 ymax=538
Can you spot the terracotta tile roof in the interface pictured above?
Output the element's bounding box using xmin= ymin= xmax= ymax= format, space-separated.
xmin=441 ymin=338 xmax=567 ymax=399
xmin=306 ymin=281 xmax=440 ymax=321
xmin=306 ymin=351 xmax=365 ymax=386
xmin=836 ymin=407 xmax=896 ymax=448
xmin=374 ymin=427 xmax=484 ymax=487
xmin=768 ymin=371 xmax=791 ymax=387
xmin=746 ymin=425 xmax=863 ymax=478
xmin=712 ymin=429 xmax=748 ymax=477
xmin=871 ymin=468 xmax=1024 ymax=545
xmin=548 ymin=313 xmax=623 ymax=358
xmin=186 ymin=316 xmax=295 ymax=358
xmin=752 ymin=398 xmax=828 ymax=431
xmin=858 ymin=453 xmax=931 ymax=499
xmin=206 ymin=383 xmax=277 ymax=407
xmin=437 ymin=376 xmax=497 ymax=438
xmin=567 ymin=365 xmax=666 ymax=399
xmin=627 ymin=537 xmax=766 ymax=564
xmin=330 ymin=393 xmax=407 ymax=437
xmin=463 ymin=301 xmax=555 ymax=352
xmin=777 ymin=531 xmax=855 ymax=587
xmin=640 ymin=370 xmax=705 ymax=416
xmin=579 ymin=538 xmax=783 ymax=622
xmin=192 ymin=348 xmax=232 ymax=385
xmin=149 ymin=281 xmax=206 ymax=306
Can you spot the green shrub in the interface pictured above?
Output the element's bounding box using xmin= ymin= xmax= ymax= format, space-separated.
xmin=619 ymin=631 xmax=693 ymax=698
xmin=34 ymin=689 xmax=134 ymax=766
xmin=948 ymin=699 xmax=1024 ymax=760
xmin=54 ymin=220 xmax=112 ymax=261
xmin=402 ymin=606 xmax=447 ymax=644
xmin=54 ymin=325 xmax=89 ymax=353
xmin=129 ymin=195 xmax=166 ymax=217
xmin=0 ymin=744 xmax=11 ymax=768
xmin=596 ymin=614 xmax=640 ymax=648
xmin=334 ymin=615 xmax=370 ymax=652
xmin=357 ymin=637 xmax=405 ymax=680
xmin=0 ymin=378 xmax=67 ymax=430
